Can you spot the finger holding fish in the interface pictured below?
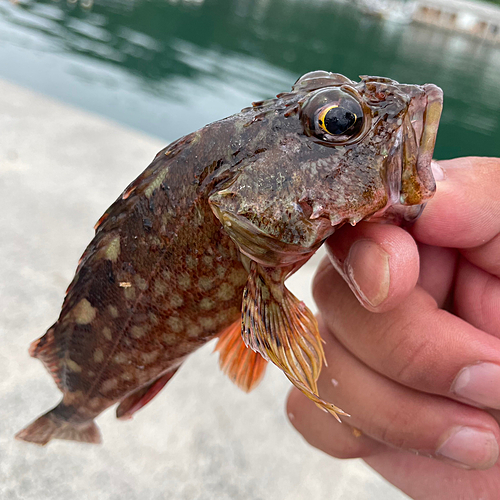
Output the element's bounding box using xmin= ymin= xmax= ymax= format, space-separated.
xmin=287 ymin=316 xmax=500 ymax=471
xmin=312 ymin=255 xmax=500 ymax=412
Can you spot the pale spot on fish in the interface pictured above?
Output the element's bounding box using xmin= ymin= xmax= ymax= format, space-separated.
xmin=89 ymin=397 xmax=103 ymax=410
xmin=216 ymin=265 xmax=226 ymax=278
xmin=177 ymin=273 xmax=191 ymax=290
xmin=193 ymin=206 xmax=204 ymax=227
xmin=65 ymin=358 xmax=82 ymax=373
xmin=144 ymin=168 xmax=168 ymax=199
xmin=63 ymin=390 xmax=83 ymax=405
xmin=154 ymin=278 xmax=168 ymax=296
xmin=149 ymin=312 xmax=159 ymax=325
xmin=216 ymin=307 xmax=239 ymax=324
xmin=134 ymin=275 xmax=148 ymax=291
xmin=202 ymin=255 xmax=213 ymax=267
xmin=198 ymin=276 xmax=214 ymax=291
xmin=102 ymin=327 xmax=113 ymax=341
xmin=73 ymin=298 xmax=96 ymax=325
xmin=229 ymin=268 xmax=247 ymax=286
xmin=170 ymin=293 xmax=184 ymax=308
xmin=114 ymin=352 xmax=129 ymax=364
xmin=186 ymin=322 xmax=202 ymax=338
xmin=167 ymin=316 xmax=183 ymax=333
xmin=217 ymin=282 xmax=234 ymax=301
xmin=186 ymin=255 xmax=198 ymax=269
xmin=199 ymin=317 xmax=216 ymax=330
xmin=121 ymin=372 xmax=135 ymax=382
xmin=150 ymin=236 xmax=163 ymax=247
xmin=141 ymin=351 xmax=160 ymax=364
xmin=101 ymin=378 xmax=119 ymax=393
xmin=162 ymin=269 xmax=172 ymax=281
xmin=124 ymin=286 xmax=136 ymax=300
xmin=93 ymin=348 xmax=104 ymax=363
xmin=200 ymin=297 xmax=215 ymax=310
xmin=108 ymin=305 xmax=119 ymax=318
xmin=162 ymin=332 xmax=177 ymax=345
xmin=131 ymin=325 xmax=145 ymax=339
xmin=105 ymin=236 xmax=120 ymax=262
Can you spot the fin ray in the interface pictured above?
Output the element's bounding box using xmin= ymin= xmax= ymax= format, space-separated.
xmin=241 ymin=262 xmax=349 ymax=420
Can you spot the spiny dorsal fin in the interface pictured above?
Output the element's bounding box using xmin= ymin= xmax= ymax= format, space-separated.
xmin=215 ymin=320 xmax=267 ymax=393
xmin=241 ymin=262 xmax=349 ymax=421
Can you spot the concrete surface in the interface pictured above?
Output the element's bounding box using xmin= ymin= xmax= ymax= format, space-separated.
xmin=0 ymin=78 xmax=409 ymax=500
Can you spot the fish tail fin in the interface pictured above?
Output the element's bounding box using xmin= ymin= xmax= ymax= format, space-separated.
xmin=15 ymin=405 xmax=101 ymax=446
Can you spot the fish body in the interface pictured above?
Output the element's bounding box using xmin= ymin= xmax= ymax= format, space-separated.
xmin=17 ymin=71 xmax=443 ymax=445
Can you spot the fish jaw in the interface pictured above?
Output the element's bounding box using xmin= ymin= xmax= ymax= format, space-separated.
xmin=400 ymin=84 xmax=443 ymax=206
xmin=367 ymin=83 xmax=444 ymax=224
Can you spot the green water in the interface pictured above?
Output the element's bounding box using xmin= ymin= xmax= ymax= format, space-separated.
xmin=1 ymin=0 xmax=499 ymax=159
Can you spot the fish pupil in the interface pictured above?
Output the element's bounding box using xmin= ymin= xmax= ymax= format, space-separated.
xmin=324 ymin=107 xmax=356 ymax=135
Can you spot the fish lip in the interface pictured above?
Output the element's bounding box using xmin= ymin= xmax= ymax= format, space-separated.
xmin=379 ymin=83 xmax=443 ymax=223
xmin=410 ymin=83 xmax=444 ymax=200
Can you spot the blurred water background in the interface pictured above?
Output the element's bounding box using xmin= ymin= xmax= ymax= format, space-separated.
xmin=1 ymin=0 xmax=499 ymax=159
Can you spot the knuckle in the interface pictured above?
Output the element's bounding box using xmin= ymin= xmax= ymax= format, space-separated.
xmin=303 ymin=425 xmax=377 ymax=459
xmin=386 ymin=323 xmax=435 ymax=389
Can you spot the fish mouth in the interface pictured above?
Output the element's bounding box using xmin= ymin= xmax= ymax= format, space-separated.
xmin=409 ymin=83 xmax=443 ymax=198
xmin=386 ymin=83 xmax=443 ymax=222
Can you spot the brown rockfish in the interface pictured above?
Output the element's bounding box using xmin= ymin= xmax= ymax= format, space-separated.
xmin=16 ymin=71 xmax=443 ymax=445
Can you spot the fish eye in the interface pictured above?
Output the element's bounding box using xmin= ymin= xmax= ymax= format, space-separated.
xmin=300 ymin=87 xmax=366 ymax=144
xmin=317 ymin=105 xmax=357 ymax=135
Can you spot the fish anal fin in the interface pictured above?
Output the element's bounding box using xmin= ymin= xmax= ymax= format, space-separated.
xmin=29 ymin=326 xmax=63 ymax=389
xmin=15 ymin=404 xmax=101 ymax=446
xmin=116 ymin=369 xmax=178 ymax=420
xmin=215 ymin=320 xmax=267 ymax=393
xmin=242 ymin=262 xmax=349 ymax=420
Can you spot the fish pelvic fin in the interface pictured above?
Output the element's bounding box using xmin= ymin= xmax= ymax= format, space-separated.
xmin=215 ymin=320 xmax=268 ymax=393
xmin=116 ymin=368 xmax=179 ymax=420
xmin=242 ymin=262 xmax=349 ymax=421
xmin=15 ymin=404 xmax=101 ymax=446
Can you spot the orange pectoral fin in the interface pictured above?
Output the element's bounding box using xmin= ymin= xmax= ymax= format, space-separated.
xmin=241 ymin=262 xmax=349 ymax=421
xmin=116 ymin=369 xmax=179 ymax=420
xmin=215 ymin=320 xmax=267 ymax=393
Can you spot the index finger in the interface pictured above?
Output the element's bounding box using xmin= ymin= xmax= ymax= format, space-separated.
xmin=412 ymin=157 xmax=500 ymax=277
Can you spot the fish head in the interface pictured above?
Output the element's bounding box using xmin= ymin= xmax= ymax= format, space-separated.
xmin=209 ymin=71 xmax=443 ymax=267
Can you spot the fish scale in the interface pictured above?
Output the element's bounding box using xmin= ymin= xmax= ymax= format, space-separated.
xmin=17 ymin=71 xmax=442 ymax=445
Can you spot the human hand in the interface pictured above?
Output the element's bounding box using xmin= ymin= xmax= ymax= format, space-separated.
xmin=286 ymin=157 xmax=500 ymax=500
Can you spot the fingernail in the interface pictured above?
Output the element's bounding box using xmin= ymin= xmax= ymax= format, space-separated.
xmin=451 ymin=362 xmax=500 ymax=409
xmin=345 ymin=240 xmax=390 ymax=308
xmin=437 ymin=426 xmax=499 ymax=470
xmin=431 ymin=160 xmax=445 ymax=181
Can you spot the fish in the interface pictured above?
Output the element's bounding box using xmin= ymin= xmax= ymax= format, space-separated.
xmin=16 ymin=71 xmax=443 ymax=446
